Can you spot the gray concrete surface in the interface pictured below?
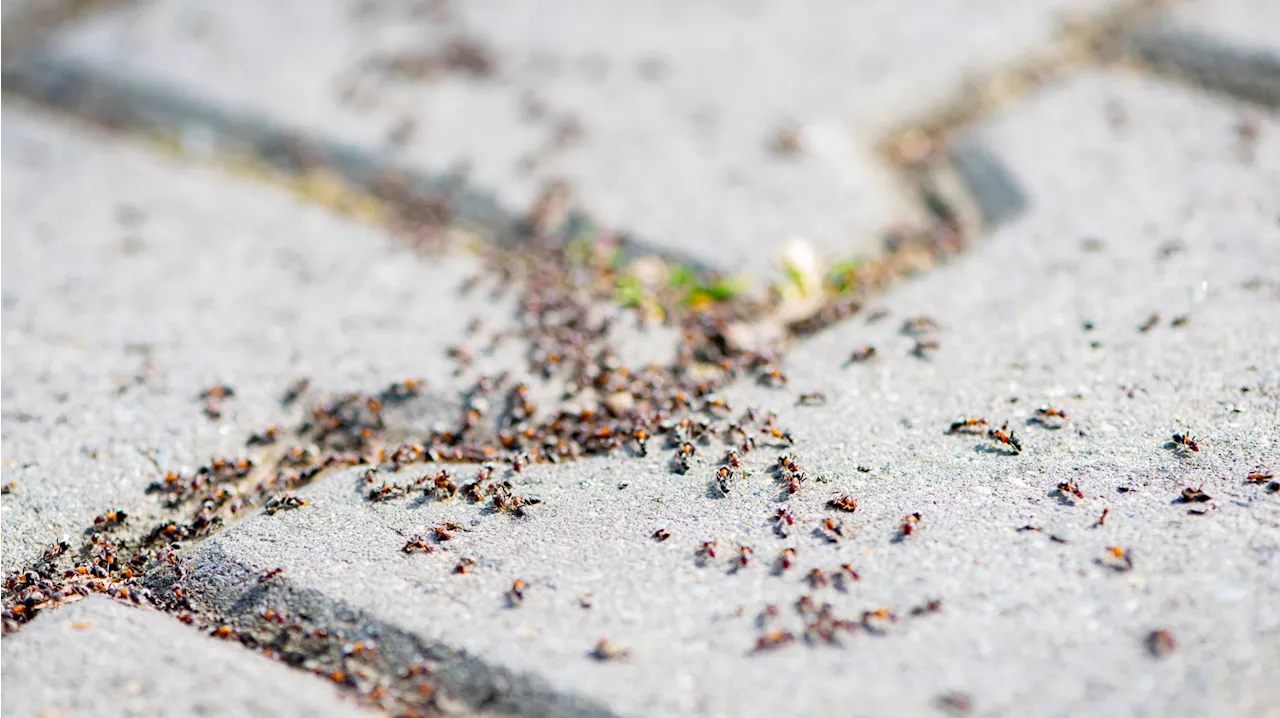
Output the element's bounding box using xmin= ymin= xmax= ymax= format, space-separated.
xmin=5 ymin=0 xmax=1131 ymax=272
xmin=160 ymin=72 xmax=1280 ymax=717
xmin=1133 ymin=0 xmax=1280 ymax=105
xmin=0 ymin=596 xmax=373 ymax=717
xmin=0 ymin=105 xmax=540 ymax=571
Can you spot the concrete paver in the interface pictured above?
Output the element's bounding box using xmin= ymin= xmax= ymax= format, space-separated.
xmin=0 ymin=106 xmax=541 ymax=571
xmin=1133 ymin=0 xmax=1280 ymax=105
xmin=6 ymin=0 xmax=1130 ymax=272
xmin=0 ymin=596 xmax=372 ymax=717
xmin=159 ymin=71 xmax=1280 ymax=717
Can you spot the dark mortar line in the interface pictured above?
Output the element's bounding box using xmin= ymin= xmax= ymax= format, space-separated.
xmin=942 ymin=140 xmax=1028 ymax=232
xmin=879 ymin=0 xmax=1177 ymax=157
xmin=0 ymin=53 xmax=720 ymax=274
xmin=1130 ymin=27 xmax=1280 ymax=109
xmin=882 ymin=0 xmax=1198 ymax=235
xmin=147 ymin=540 xmax=619 ymax=718
xmin=4 ymin=4 xmax=1194 ymax=712
xmin=1 ymin=45 xmax=1036 ymax=275
xmin=0 ymin=15 xmax=1035 ymax=714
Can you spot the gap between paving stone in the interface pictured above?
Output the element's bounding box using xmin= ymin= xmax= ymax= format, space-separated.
xmin=0 ymin=2 xmax=1264 ymax=711
xmin=0 ymin=0 xmax=1177 ymax=277
xmin=142 ymin=69 xmax=1280 ymax=717
xmin=0 ymin=0 xmax=1162 ymax=686
xmin=1 ymin=104 xmax=667 ymax=715
xmin=0 ymin=595 xmax=378 ymax=718
xmin=5 ymin=65 xmax=1277 ymax=713
xmin=1130 ymin=0 xmax=1280 ymax=107
xmin=0 ymin=51 xmax=930 ymax=276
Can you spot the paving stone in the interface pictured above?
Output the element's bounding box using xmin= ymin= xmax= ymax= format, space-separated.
xmin=1133 ymin=0 xmax=1280 ymax=105
xmin=164 ymin=72 xmax=1280 ymax=717
xmin=2 ymin=106 xmax=621 ymax=570
xmin=6 ymin=0 xmax=1129 ymax=272
xmin=0 ymin=595 xmax=372 ymax=717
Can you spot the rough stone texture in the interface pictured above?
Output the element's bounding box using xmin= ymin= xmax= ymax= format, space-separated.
xmin=1133 ymin=0 xmax=1280 ymax=105
xmin=5 ymin=0 xmax=1129 ymax=272
xmin=1 ymin=106 xmax=595 ymax=571
xmin=0 ymin=596 xmax=373 ymax=717
xmin=165 ymin=72 xmax=1280 ymax=717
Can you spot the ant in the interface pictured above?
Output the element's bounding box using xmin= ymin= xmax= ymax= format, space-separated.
xmin=986 ymin=422 xmax=1022 ymax=454
xmin=777 ymin=547 xmax=796 ymax=571
xmin=1178 ymin=486 xmax=1211 ymax=503
xmin=258 ymin=568 xmax=285 ymax=584
xmin=1246 ymin=470 xmax=1274 ymax=484
xmin=827 ymin=493 xmax=858 ymax=512
xmin=1147 ymin=629 xmax=1177 ymax=657
xmin=429 ymin=472 xmax=459 ymax=500
xmin=402 ymin=537 xmax=435 ymax=554
xmin=713 ymin=466 xmax=734 ymax=496
xmin=507 ymin=579 xmax=528 ymax=606
xmin=900 ymin=512 xmax=922 ymax=537
xmin=280 ymin=378 xmax=310 ymax=407
xmin=797 ymin=392 xmax=827 ymax=406
xmin=763 ymin=426 xmax=795 ymax=446
xmin=199 ymin=385 xmax=235 ymax=401
xmin=910 ymin=339 xmax=939 ymax=359
xmin=652 ymin=527 xmax=672 ymax=542
xmin=947 ymin=417 xmax=988 ymax=434
xmin=1032 ymin=407 xmax=1069 ymax=428
xmin=93 ymin=510 xmax=128 ymax=528
xmin=695 ymin=540 xmax=719 ymax=565
xmin=43 ymin=540 xmax=70 ymax=561
xmin=817 ymin=518 xmax=845 ymax=543
xmin=773 ymin=505 xmax=795 ymax=537
xmin=900 ymin=317 xmax=941 ymax=336
xmin=1102 ymin=546 xmax=1133 ymax=572
xmin=757 ymin=603 xmax=780 ymax=626
xmin=263 ymin=494 xmax=308 ymax=515
xmin=753 ymin=630 xmax=795 ymax=653
xmin=1057 ymin=480 xmax=1084 ymax=500
xmin=806 ymin=568 xmax=829 ymax=588
xmin=777 ymin=454 xmax=807 ymax=490
xmin=847 ymin=346 xmax=876 ymax=365
xmin=368 ymin=482 xmax=409 ymax=502
xmin=1171 ymin=433 xmax=1200 ymax=453
xmin=434 ymin=520 xmax=465 ymax=541
xmin=511 ymin=453 xmax=530 ymax=473
xmin=590 ymin=637 xmax=630 ymax=661
xmin=673 ymin=442 xmax=696 ymax=475
xmin=910 ymin=599 xmax=944 ymax=616
xmin=758 ymin=368 xmax=788 ymax=387
xmin=633 ymin=428 xmax=650 ymax=456
xmin=738 ymin=545 xmax=754 ymax=568
xmin=1093 ymin=508 xmax=1110 ymax=527
xmin=246 ymin=426 xmax=281 ymax=446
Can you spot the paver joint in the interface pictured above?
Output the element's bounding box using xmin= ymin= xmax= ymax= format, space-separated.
xmin=3 ymin=1 xmax=1279 ymax=717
